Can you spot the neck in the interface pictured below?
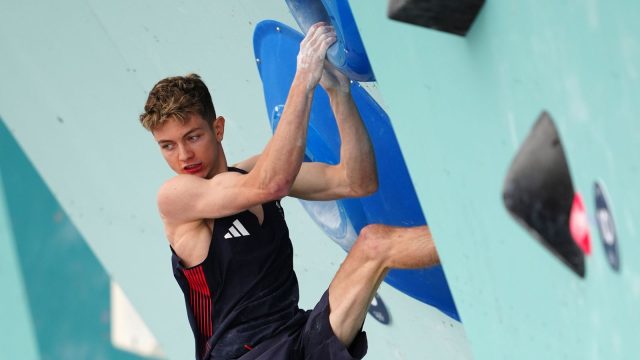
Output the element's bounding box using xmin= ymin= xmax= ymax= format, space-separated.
xmin=207 ymin=146 xmax=228 ymax=179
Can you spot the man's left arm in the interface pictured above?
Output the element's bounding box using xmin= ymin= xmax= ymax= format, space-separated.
xmin=291 ymin=73 xmax=378 ymax=200
xmin=236 ymin=65 xmax=378 ymax=200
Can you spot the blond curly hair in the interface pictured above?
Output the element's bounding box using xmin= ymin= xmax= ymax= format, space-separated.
xmin=140 ymin=73 xmax=216 ymax=131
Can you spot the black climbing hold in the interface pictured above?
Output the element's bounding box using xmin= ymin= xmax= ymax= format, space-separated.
xmin=502 ymin=112 xmax=585 ymax=277
xmin=387 ymin=0 xmax=485 ymax=36
xmin=594 ymin=181 xmax=620 ymax=272
xmin=368 ymin=293 xmax=391 ymax=325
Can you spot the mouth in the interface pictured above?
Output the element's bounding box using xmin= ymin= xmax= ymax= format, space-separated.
xmin=183 ymin=162 xmax=204 ymax=174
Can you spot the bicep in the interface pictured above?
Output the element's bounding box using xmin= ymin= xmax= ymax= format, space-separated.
xmin=157 ymin=172 xmax=272 ymax=223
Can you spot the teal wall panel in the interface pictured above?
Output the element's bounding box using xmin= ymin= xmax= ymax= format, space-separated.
xmin=352 ymin=0 xmax=640 ymax=359
xmin=0 ymin=167 xmax=40 ymax=360
xmin=0 ymin=118 xmax=155 ymax=360
xmin=0 ymin=0 xmax=473 ymax=358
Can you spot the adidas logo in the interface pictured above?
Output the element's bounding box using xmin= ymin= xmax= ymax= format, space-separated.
xmin=224 ymin=219 xmax=250 ymax=239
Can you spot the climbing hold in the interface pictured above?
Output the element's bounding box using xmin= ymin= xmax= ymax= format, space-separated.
xmin=285 ymin=0 xmax=375 ymax=81
xmin=503 ymin=111 xmax=585 ymax=277
xmin=569 ymin=192 xmax=591 ymax=255
xmin=594 ymin=181 xmax=620 ymax=271
xmin=368 ymin=293 xmax=391 ymax=325
xmin=387 ymin=0 xmax=485 ymax=36
xmin=254 ymin=20 xmax=460 ymax=320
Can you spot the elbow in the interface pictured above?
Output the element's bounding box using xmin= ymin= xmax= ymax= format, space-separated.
xmin=246 ymin=168 xmax=295 ymax=201
xmin=337 ymin=162 xmax=379 ymax=198
xmin=366 ymin=175 xmax=379 ymax=195
xmin=348 ymin=176 xmax=378 ymax=198
xmin=264 ymin=175 xmax=295 ymax=200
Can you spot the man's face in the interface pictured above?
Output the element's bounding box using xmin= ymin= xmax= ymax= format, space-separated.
xmin=152 ymin=113 xmax=224 ymax=179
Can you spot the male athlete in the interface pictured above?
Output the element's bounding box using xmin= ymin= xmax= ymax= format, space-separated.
xmin=140 ymin=23 xmax=439 ymax=359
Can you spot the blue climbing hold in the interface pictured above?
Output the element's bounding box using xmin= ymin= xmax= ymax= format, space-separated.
xmin=285 ymin=0 xmax=375 ymax=82
xmin=253 ymin=20 xmax=459 ymax=321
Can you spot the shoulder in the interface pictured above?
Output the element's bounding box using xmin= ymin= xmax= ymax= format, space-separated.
xmin=156 ymin=175 xmax=197 ymax=221
xmin=157 ymin=174 xmax=201 ymax=202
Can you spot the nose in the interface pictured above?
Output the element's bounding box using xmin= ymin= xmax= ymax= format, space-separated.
xmin=178 ymin=144 xmax=194 ymax=162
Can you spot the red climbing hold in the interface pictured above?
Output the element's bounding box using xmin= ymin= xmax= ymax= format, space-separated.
xmin=570 ymin=192 xmax=591 ymax=255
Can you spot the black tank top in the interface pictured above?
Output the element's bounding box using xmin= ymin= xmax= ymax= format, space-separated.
xmin=171 ymin=167 xmax=307 ymax=359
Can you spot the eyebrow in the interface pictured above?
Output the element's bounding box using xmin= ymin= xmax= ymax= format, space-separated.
xmin=156 ymin=127 xmax=203 ymax=144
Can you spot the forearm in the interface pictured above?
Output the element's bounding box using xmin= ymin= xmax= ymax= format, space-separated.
xmin=249 ymin=73 xmax=315 ymax=196
xmin=328 ymin=90 xmax=378 ymax=195
xmin=246 ymin=22 xmax=336 ymax=198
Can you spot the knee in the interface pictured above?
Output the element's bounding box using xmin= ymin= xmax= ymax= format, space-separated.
xmin=353 ymin=224 xmax=391 ymax=265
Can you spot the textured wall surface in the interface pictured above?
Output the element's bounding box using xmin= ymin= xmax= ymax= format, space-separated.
xmin=351 ymin=0 xmax=640 ymax=359
xmin=0 ymin=1 xmax=470 ymax=359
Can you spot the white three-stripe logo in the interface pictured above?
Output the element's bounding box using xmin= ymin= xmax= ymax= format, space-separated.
xmin=224 ymin=219 xmax=250 ymax=239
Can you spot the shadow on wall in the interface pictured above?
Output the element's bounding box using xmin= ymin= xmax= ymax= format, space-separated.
xmin=0 ymin=118 xmax=163 ymax=360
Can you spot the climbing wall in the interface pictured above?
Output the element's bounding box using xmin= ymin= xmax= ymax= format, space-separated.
xmin=351 ymin=0 xmax=640 ymax=358
xmin=0 ymin=0 xmax=471 ymax=359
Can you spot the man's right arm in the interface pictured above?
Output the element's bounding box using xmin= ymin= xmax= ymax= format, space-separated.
xmin=157 ymin=23 xmax=337 ymax=223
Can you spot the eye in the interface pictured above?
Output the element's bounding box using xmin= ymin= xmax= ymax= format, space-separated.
xmin=188 ymin=135 xmax=201 ymax=142
xmin=161 ymin=143 xmax=175 ymax=151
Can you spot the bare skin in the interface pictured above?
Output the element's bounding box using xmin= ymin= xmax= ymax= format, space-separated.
xmin=152 ymin=22 xmax=440 ymax=351
xmin=154 ymin=23 xmax=344 ymax=267
xmin=223 ymin=76 xmax=442 ymax=347
xmin=328 ymin=224 xmax=439 ymax=346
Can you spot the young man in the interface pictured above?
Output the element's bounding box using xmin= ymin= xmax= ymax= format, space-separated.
xmin=140 ymin=23 xmax=439 ymax=359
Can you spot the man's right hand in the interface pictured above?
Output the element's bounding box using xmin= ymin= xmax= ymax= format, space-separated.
xmin=296 ymin=22 xmax=337 ymax=91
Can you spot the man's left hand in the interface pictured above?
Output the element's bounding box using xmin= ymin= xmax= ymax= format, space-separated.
xmin=320 ymin=61 xmax=351 ymax=94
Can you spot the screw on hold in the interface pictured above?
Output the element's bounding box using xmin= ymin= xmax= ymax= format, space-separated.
xmin=256 ymin=58 xmax=260 ymax=63
xmin=594 ymin=181 xmax=620 ymax=272
xmin=276 ymin=26 xmax=281 ymax=32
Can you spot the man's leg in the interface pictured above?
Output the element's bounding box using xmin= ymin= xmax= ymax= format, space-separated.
xmin=327 ymin=225 xmax=439 ymax=346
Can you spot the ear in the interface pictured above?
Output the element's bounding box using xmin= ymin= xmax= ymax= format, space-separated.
xmin=212 ymin=116 xmax=225 ymax=142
